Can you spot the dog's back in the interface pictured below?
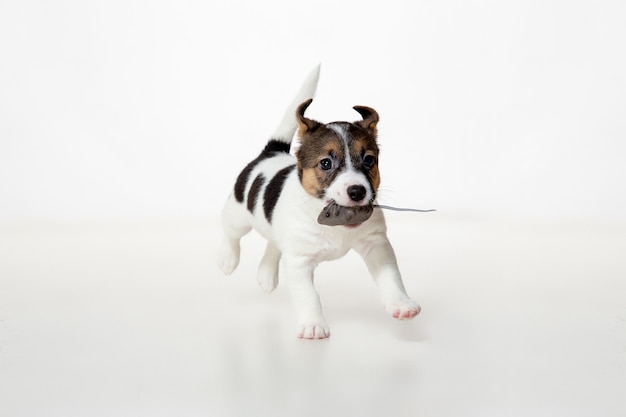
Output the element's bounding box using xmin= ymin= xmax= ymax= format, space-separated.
xmin=230 ymin=66 xmax=320 ymax=226
xmin=218 ymin=66 xmax=321 ymax=275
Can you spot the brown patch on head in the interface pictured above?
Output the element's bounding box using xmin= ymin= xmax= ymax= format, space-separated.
xmin=296 ymin=125 xmax=345 ymax=198
xmin=299 ymin=167 xmax=322 ymax=197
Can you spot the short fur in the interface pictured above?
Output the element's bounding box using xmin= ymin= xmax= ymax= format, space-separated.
xmin=219 ymin=66 xmax=420 ymax=339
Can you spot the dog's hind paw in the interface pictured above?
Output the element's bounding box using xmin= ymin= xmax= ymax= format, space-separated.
xmin=257 ymin=267 xmax=278 ymax=293
xmin=218 ymin=242 xmax=240 ymax=275
xmin=297 ymin=323 xmax=330 ymax=340
xmin=256 ymin=244 xmax=280 ymax=293
xmin=384 ymin=298 xmax=421 ymax=320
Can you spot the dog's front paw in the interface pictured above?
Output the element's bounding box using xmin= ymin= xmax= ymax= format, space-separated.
xmin=297 ymin=323 xmax=330 ymax=339
xmin=384 ymin=298 xmax=421 ymax=320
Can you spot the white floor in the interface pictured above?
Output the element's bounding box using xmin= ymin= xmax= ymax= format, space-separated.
xmin=1 ymin=213 xmax=625 ymax=417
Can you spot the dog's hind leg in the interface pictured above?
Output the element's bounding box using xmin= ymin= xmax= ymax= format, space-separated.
xmin=257 ymin=241 xmax=281 ymax=293
xmin=218 ymin=196 xmax=251 ymax=275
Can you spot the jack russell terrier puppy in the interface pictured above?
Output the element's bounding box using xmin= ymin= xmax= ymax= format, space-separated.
xmin=219 ymin=66 xmax=420 ymax=339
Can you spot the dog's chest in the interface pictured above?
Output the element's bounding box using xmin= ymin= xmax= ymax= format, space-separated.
xmin=276 ymin=217 xmax=363 ymax=263
xmin=309 ymin=229 xmax=356 ymax=262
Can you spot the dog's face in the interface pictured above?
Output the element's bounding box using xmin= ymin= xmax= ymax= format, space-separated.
xmin=295 ymin=99 xmax=380 ymax=207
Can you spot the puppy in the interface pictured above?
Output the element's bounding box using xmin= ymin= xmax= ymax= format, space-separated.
xmin=218 ymin=66 xmax=420 ymax=339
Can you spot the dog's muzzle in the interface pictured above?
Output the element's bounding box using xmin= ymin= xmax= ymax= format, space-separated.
xmin=317 ymin=200 xmax=374 ymax=226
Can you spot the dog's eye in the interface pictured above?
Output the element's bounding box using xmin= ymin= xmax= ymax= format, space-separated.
xmin=319 ymin=158 xmax=333 ymax=171
xmin=363 ymin=155 xmax=376 ymax=168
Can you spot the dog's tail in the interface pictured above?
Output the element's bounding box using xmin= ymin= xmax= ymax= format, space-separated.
xmin=270 ymin=64 xmax=320 ymax=147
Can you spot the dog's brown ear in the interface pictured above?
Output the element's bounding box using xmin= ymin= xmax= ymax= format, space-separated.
xmin=297 ymin=99 xmax=320 ymax=136
xmin=353 ymin=105 xmax=379 ymax=135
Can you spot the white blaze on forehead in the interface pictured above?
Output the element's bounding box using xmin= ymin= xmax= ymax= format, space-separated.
xmin=327 ymin=123 xmax=353 ymax=170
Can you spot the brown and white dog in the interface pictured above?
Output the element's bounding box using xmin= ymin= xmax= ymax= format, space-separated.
xmin=218 ymin=66 xmax=420 ymax=339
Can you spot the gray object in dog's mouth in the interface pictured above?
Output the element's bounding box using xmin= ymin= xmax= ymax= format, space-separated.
xmin=317 ymin=200 xmax=374 ymax=226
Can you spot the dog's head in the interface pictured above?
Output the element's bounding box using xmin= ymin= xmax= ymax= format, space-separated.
xmin=295 ymin=99 xmax=380 ymax=208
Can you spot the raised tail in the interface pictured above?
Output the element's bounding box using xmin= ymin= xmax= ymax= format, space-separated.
xmin=270 ymin=64 xmax=321 ymax=146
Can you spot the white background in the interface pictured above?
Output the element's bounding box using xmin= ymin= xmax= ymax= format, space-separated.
xmin=2 ymin=0 xmax=625 ymax=223
xmin=1 ymin=1 xmax=626 ymax=417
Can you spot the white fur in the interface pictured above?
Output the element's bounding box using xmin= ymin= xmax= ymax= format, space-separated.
xmin=219 ymin=67 xmax=420 ymax=339
xmin=272 ymin=64 xmax=321 ymax=143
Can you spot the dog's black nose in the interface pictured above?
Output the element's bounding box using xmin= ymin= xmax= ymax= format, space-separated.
xmin=347 ymin=185 xmax=367 ymax=202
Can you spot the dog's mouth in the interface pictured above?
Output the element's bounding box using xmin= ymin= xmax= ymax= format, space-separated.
xmin=317 ymin=200 xmax=374 ymax=227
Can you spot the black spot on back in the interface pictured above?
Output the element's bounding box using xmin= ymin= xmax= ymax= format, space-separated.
xmin=233 ymin=139 xmax=291 ymax=203
xmin=247 ymin=174 xmax=265 ymax=213
xmin=263 ymin=165 xmax=295 ymax=223
xmin=264 ymin=139 xmax=291 ymax=154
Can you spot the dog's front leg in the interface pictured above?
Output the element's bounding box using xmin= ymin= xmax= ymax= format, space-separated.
xmin=282 ymin=255 xmax=330 ymax=339
xmin=355 ymin=234 xmax=421 ymax=320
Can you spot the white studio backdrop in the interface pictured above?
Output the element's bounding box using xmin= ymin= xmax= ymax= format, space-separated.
xmin=1 ymin=0 xmax=625 ymax=223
